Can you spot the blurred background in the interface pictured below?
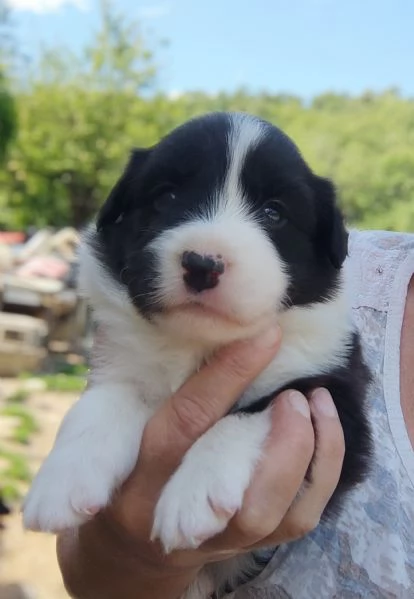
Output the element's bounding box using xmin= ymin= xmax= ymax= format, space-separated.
xmin=0 ymin=0 xmax=413 ymax=597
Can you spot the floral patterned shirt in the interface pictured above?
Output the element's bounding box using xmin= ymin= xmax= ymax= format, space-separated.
xmin=231 ymin=229 xmax=414 ymax=599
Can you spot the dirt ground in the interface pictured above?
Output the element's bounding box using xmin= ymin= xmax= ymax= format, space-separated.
xmin=0 ymin=378 xmax=77 ymax=599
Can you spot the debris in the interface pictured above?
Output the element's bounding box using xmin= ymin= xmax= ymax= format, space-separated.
xmin=0 ymin=227 xmax=90 ymax=368
xmin=0 ymin=493 xmax=11 ymax=530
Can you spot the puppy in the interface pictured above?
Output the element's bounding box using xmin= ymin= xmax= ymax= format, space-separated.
xmin=23 ymin=112 xmax=372 ymax=598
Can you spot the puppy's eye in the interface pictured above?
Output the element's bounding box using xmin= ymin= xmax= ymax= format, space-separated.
xmin=151 ymin=184 xmax=177 ymax=212
xmin=263 ymin=200 xmax=287 ymax=226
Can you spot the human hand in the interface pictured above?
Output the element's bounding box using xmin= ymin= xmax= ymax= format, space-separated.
xmin=57 ymin=327 xmax=345 ymax=599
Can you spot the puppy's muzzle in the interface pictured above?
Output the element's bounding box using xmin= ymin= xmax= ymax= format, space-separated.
xmin=181 ymin=251 xmax=225 ymax=293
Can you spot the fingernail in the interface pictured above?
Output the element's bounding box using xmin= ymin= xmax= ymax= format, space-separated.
xmin=288 ymin=391 xmax=310 ymax=419
xmin=254 ymin=325 xmax=282 ymax=349
xmin=310 ymin=388 xmax=337 ymax=417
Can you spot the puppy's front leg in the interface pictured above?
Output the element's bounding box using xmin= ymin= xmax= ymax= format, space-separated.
xmin=23 ymin=382 xmax=150 ymax=532
xmin=152 ymin=411 xmax=271 ymax=553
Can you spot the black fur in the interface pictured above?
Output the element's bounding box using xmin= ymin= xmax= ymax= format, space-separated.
xmin=241 ymin=127 xmax=347 ymax=305
xmin=95 ymin=110 xmax=372 ymax=506
xmin=94 ymin=112 xmax=348 ymax=313
xmin=92 ymin=111 xmax=373 ymax=595
xmin=234 ymin=333 xmax=373 ymax=518
xmin=94 ymin=114 xmax=230 ymax=317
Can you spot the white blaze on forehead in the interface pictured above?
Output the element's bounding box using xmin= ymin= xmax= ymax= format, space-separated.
xmin=146 ymin=112 xmax=289 ymax=343
xmin=212 ymin=113 xmax=266 ymax=221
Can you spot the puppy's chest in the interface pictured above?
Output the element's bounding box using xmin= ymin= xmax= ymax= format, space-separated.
xmin=125 ymin=352 xmax=203 ymax=410
xmin=127 ymin=347 xmax=308 ymax=412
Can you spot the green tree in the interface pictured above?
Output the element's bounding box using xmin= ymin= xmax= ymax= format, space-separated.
xmin=1 ymin=0 xmax=414 ymax=232
xmin=0 ymin=72 xmax=15 ymax=163
xmin=0 ymin=2 xmax=16 ymax=164
xmin=2 ymin=0 xmax=156 ymax=229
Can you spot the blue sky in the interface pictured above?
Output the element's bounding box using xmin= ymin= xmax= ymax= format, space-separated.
xmin=7 ymin=0 xmax=414 ymax=98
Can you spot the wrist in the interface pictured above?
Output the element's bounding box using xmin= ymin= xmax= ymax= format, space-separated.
xmin=57 ymin=516 xmax=201 ymax=599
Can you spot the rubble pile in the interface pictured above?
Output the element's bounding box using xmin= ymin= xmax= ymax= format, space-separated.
xmin=0 ymin=229 xmax=88 ymax=376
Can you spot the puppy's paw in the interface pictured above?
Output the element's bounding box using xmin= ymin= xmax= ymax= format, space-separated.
xmin=23 ymin=447 xmax=121 ymax=532
xmin=23 ymin=382 xmax=150 ymax=533
xmin=151 ymin=413 xmax=270 ymax=553
xmin=152 ymin=457 xmax=246 ymax=552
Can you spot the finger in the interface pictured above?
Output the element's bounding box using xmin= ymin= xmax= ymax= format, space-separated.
xmin=139 ymin=326 xmax=282 ymax=484
xmin=254 ymin=387 xmax=345 ymax=547
xmin=109 ymin=326 xmax=281 ymax=540
xmin=203 ymin=390 xmax=315 ymax=551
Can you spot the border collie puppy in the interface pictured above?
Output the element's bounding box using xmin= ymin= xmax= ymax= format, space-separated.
xmin=23 ymin=112 xmax=372 ymax=598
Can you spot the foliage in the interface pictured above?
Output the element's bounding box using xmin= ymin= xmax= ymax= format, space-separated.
xmin=1 ymin=0 xmax=156 ymax=228
xmin=0 ymin=2 xmax=16 ymax=165
xmin=20 ymin=361 xmax=88 ymax=392
xmin=0 ymin=385 xmax=36 ymax=498
xmin=39 ymin=373 xmax=86 ymax=393
xmin=1 ymin=404 xmax=38 ymax=445
xmin=0 ymin=2 xmax=413 ymax=232
xmin=5 ymin=389 xmax=29 ymax=404
xmin=0 ymin=446 xmax=31 ymax=501
xmin=0 ymin=74 xmax=15 ymax=160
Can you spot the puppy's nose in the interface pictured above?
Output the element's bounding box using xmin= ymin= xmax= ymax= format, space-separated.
xmin=181 ymin=251 xmax=224 ymax=293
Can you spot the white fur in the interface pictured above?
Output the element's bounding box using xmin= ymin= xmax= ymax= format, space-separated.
xmin=23 ymin=382 xmax=152 ymax=531
xmin=221 ymin=112 xmax=264 ymax=218
xmin=151 ymin=410 xmax=271 ymax=552
xmin=150 ymin=215 xmax=288 ymax=344
xmin=23 ymin=114 xmax=354 ymax=597
xmin=148 ymin=115 xmax=286 ymax=345
xmin=237 ymin=291 xmax=352 ymax=409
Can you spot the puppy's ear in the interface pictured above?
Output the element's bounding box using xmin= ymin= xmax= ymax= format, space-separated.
xmin=312 ymin=175 xmax=348 ymax=269
xmin=97 ymin=148 xmax=151 ymax=231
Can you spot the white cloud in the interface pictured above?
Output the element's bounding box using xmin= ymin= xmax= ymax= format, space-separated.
xmin=6 ymin=0 xmax=88 ymax=13
xmin=167 ymin=89 xmax=183 ymax=100
xmin=138 ymin=3 xmax=172 ymax=20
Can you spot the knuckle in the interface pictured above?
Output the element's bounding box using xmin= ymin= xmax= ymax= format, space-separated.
xmin=219 ymin=350 xmax=252 ymax=384
xmin=286 ymin=513 xmax=321 ymax=540
xmin=170 ymin=392 xmax=212 ymax=440
xmin=236 ymin=505 xmax=274 ymax=542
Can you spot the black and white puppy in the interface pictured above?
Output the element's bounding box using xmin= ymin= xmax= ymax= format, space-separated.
xmin=23 ymin=112 xmax=372 ymax=598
